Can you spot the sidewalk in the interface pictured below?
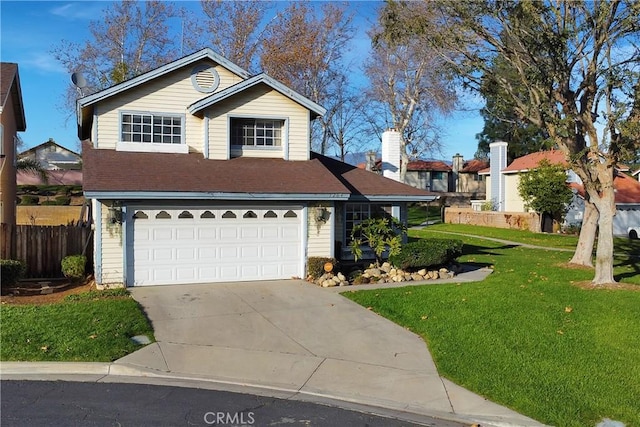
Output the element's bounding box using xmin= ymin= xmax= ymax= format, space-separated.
xmin=1 ymin=269 xmax=547 ymax=427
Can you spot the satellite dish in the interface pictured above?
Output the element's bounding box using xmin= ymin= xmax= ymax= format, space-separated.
xmin=71 ymin=72 xmax=87 ymax=88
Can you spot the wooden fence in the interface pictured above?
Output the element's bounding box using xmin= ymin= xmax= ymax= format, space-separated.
xmin=1 ymin=224 xmax=93 ymax=278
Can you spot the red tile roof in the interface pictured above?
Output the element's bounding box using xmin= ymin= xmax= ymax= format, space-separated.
xmin=613 ymin=172 xmax=640 ymax=204
xmin=461 ymin=159 xmax=489 ymax=173
xmin=503 ymin=150 xmax=567 ymax=173
xmin=569 ymin=172 xmax=640 ymax=204
xmin=82 ymin=142 xmax=434 ymax=200
xmin=17 ymin=170 xmax=83 ymax=186
xmin=406 ymin=160 xmax=451 ymax=172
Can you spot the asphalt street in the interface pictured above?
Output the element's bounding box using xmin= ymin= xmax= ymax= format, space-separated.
xmin=1 ymin=381 xmax=466 ymax=427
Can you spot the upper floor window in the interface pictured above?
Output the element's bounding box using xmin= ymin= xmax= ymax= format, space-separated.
xmin=121 ymin=113 xmax=182 ymax=144
xmin=231 ymin=119 xmax=283 ymax=147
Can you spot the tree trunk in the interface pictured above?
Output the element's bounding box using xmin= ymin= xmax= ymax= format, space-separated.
xmin=592 ymin=194 xmax=617 ymax=285
xmin=569 ymin=200 xmax=597 ymax=267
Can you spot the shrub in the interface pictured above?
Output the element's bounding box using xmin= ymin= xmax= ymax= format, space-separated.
xmin=349 ymin=217 xmax=407 ymax=265
xmin=1 ymin=259 xmax=26 ymax=287
xmin=41 ymin=201 xmax=58 ymax=206
xmin=389 ymin=238 xmax=463 ymax=270
xmin=19 ymin=195 xmax=39 ymax=205
xmin=18 ymin=185 xmax=39 ymax=194
xmin=55 ymin=196 xmax=71 ymax=205
xmin=61 ymin=255 xmax=87 ymax=280
xmin=307 ymin=257 xmax=336 ymax=279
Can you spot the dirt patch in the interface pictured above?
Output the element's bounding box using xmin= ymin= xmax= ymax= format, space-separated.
xmin=573 ymin=280 xmax=640 ymax=291
xmin=1 ymin=278 xmax=97 ymax=305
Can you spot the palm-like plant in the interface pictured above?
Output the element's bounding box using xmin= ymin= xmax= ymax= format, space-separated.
xmin=16 ymin=158 xmax=48 ymax=183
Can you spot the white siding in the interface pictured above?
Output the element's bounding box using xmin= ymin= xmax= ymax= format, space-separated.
xmin=99 ymin=202 xmax=125 ymax=286
xmin=93 ymin=60 xmax=243 ymax=152
xmin=504 ymin=174 xmax=526 ymax=212
xmin=206 ymin=85 xmax=310 ymax=160
xmin=307 ymin=203 xmax=333 ymax=257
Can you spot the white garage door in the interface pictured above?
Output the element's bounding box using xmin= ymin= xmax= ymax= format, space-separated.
xmin=614 ymin=207 xmax=640 ymax=236
xmin=129 ymin=207 xmax=302 ymax=286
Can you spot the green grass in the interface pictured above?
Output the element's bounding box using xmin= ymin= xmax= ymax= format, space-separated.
xmin=0 ymin=289 xmax=154 ymax=362
xmin=420 ymin=222 xmax=581 ymax=249
xmin=342 ymin=227 xmax=640 ymax=427
xmin=407 ymin=203 xmax=442 ymax=227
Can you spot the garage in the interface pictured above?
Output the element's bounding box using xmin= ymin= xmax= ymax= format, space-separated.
xmin=614 ymin=205 xmax=640 ymax=236
xmin=127 ymin=206 xmax=303 ymax=286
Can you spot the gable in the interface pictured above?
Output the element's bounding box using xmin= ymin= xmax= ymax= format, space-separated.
xmin=0 ymin=62 xmax=26 ymax=131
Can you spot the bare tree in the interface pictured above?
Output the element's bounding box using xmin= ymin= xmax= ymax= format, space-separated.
xmin=260 ymin=1 xmax=355 ymax=154
xmin=325 ymin=76 xmax=368 ymax=161
xmin=52 ymin=0 xmax=183 ymax=117
xmin=199 ymin=0 xmax=274 ymax=73
xmin=365 ymin=14 xmax=456 ymax=181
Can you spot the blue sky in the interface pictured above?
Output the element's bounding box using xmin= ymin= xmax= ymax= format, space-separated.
xmin=0 ymin=0 xmax=484 ymax=162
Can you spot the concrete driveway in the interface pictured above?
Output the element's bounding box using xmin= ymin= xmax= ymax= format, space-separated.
xmin=116 ymin=279 xmax=545 ymax=426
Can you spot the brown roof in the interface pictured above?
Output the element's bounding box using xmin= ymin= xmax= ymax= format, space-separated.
xmin=357 ymin=158 xmax=453 ymax=172
xmin=0 ymin=62 xmax=26 ymax=130
xmin=312 ymin=154 xmax=436 ymax=198
xmin=82 ymin=142 xmax=435 ymax=200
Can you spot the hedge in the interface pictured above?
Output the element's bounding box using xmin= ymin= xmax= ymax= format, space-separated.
xmin=389 ymin=238 xmax=463 ymax=270
xmin=19 ymin=195 xmax=39 ymax=205
xmin=1 ymin=259 xmax=26 ymax=287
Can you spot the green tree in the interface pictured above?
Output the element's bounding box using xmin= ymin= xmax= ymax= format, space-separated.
xmin=378 ymin=0 xmax=640 ymax=285
xmin=476 ymin=56 xmax=551 ymax=161
xmin=517 ymin=159 xmax=573 ymax=230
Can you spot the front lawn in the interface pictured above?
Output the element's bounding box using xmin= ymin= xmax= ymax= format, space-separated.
xmin=343 ymin=227 xmax=640 ymax=427
xmin=1 ymin=289 xmax=154 ymax=362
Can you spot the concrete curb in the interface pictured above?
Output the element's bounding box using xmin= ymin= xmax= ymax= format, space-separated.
xmin=1 ymin=361 xmax=547 ymax=427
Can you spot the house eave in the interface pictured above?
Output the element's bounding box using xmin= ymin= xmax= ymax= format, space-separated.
xmin=77 ymin=48 xmax=251 ymax=109
xmin=84 ymin=191 xmax=350 ymax=201
xmin=348 ymin=195 xmax=439 ymax=203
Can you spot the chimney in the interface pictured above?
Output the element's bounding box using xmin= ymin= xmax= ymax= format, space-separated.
xmin=381 ymin=129 xmax=401 ymax=182
xmin=489 ymin=141 xmax=508 ymax=211
xmin=365 ymin=151 xmax=377 ymax=172
xmin=452 ymin=153 xmax=464 ymax=192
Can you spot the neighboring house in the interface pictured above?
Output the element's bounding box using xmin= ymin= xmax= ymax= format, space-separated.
xmin=482 ymin=142 xmax=640 ymax=235
xmin=360 ymin=154 xmax=488 ymax=194
xmin=404 ymin=160 xmax=451 ymax=192
xmin=78 ymin=48 xmax=436 ymax=287
xmin=452 ymin=156 xmax=488 ymax=194
xmin=18 ymin=138 xmax=82 ymax=170
xmin=17 ymin=139 xmax=83 ymax=187
xmin=0 ymin=62 xmax=26 ymax=257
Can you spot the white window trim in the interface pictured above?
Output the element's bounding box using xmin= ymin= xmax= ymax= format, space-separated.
xmin=228 ymin=115 xmax=287 ymax=154
xmin=117 ymin=110 xmax=187 ymax=154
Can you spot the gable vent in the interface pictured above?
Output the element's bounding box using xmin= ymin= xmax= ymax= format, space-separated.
xmin=191 ymin=65 xmax=220 ymax=93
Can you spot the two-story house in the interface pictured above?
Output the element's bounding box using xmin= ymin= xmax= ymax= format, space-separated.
xmin=79 ymin=48 xmax=436 ymax=287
